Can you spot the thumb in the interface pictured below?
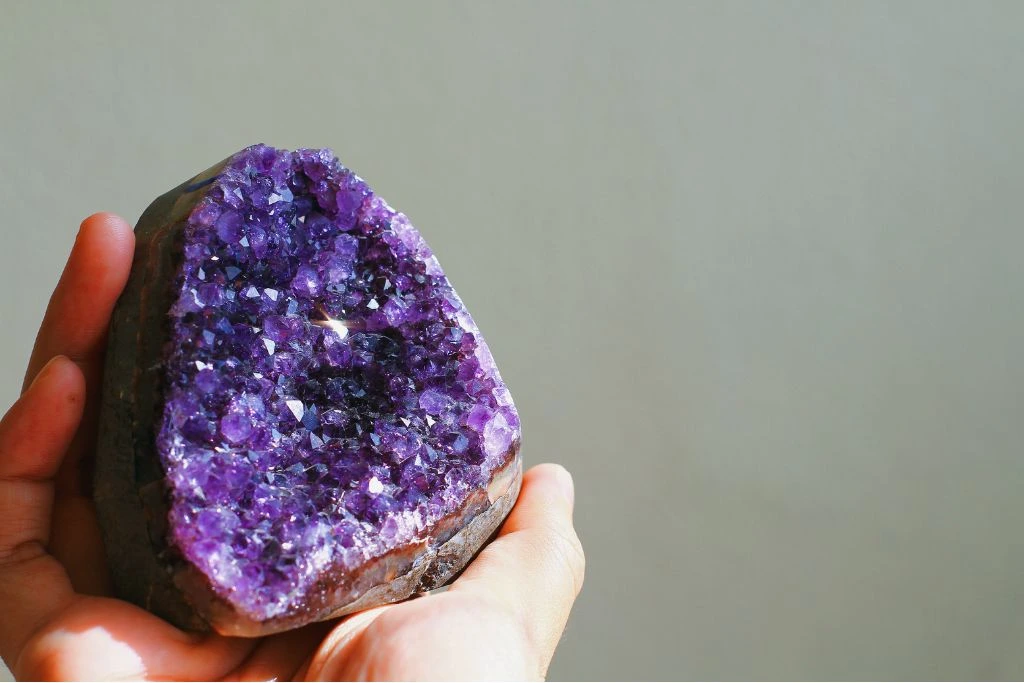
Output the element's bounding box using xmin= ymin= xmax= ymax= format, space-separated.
xmin=453 ymin=464 xmax=585 ymax=673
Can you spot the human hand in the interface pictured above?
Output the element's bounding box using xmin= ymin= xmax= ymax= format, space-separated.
xmin=0 ymin=213 xmax=584 ymax=680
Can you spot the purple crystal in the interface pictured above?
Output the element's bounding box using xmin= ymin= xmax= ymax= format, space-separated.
xmin=142 ymin=145 xmax=520 ymax=629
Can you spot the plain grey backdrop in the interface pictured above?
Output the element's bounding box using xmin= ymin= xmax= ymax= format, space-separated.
xmin=2 ymin=1 xmax=1023 ymax=679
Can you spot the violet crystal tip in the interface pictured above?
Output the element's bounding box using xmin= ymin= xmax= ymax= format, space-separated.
xmin=96 ymin=144 xmax=521 ymax=635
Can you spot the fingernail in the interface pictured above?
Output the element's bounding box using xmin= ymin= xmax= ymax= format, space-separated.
xmin=555 ymin=466 xmax=575 ymax=507
xmin=30 ymin=355 xmax=65 ymax=389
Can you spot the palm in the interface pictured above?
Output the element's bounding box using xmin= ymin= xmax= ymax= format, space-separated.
xmin=0 ymin=214 xmax=583 ymax=681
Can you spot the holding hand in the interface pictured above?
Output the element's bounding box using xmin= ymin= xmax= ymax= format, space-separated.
xmin=0 ymin=213 xmax=584 ymax=680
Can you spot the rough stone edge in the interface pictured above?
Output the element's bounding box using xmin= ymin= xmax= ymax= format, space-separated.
xmin=95 ymin=158 xmax=231 ymax=632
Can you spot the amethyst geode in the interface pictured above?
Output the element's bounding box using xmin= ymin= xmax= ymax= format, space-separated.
xmin=96 ymin=145 xmax=521 ymax=635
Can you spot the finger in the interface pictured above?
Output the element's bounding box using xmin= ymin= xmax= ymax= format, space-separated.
xmin=0 ymin=356 xmax=84 ymax=556
xmin=23 ymin=212 xmax=135 ymax=395
xmin=23 ymin=212 xmax=134 ymax=594
xmin=24 ymin=211 xmax=133 ymax=498
xmin=0 ymin=356 xmax=83 ymax=663
xmin=452 ymin=464 xmax=585 ymax=673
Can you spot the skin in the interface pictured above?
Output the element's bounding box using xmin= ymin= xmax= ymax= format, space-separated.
xmin=0 ymin=213 xmax=585 ymax=681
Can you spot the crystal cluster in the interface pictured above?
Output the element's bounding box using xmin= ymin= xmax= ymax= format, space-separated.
xmin=155 ymin=145 xmax=520 ymax=622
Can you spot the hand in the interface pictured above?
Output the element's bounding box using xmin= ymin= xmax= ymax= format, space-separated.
xmin=0 ymin=213 xmax=585 ymax=680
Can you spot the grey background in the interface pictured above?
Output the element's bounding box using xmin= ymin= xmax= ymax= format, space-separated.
xmin=1 ymin=1 xmax=1023 ymax=679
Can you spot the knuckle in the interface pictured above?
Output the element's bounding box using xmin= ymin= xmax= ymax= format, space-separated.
xmin=0 ymin=540 xmax=48 ymax=568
